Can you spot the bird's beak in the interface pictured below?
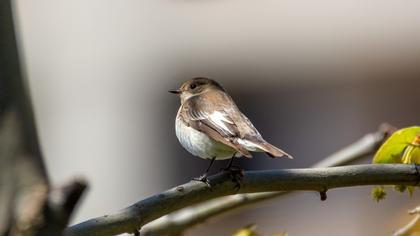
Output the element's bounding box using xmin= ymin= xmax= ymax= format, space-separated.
xmin=168 ymin=89 xmax=182 ymax=95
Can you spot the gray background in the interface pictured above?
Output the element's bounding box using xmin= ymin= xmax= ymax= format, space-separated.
xmin=14 ymin=0 xmax=420 ymax=235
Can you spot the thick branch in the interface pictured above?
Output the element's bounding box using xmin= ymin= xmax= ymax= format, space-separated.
xmin=0 ymin=1 xmax=88 ymax=235
xmin=141 ymin=126 xmax=391 ymax=235
xmin=66 ymin=164 xmax=420 ymax=236
xmin=1 ymin=0 xmax=49 ymax=234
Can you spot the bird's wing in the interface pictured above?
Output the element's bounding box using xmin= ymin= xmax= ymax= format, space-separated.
xmin=182 ymin=92 xmax=292 ymax=159
xmin=181 ymin=95 xmax=252 ymax=158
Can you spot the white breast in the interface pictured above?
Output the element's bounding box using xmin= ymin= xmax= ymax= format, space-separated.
xmin=175 ymin=114 xmax=236 ymax=160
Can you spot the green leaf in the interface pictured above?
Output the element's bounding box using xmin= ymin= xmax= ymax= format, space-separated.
xmin=372 ymin=126 xmax=420 ymax=164
xmin=372 ymin=126 xmax=420 ymax=201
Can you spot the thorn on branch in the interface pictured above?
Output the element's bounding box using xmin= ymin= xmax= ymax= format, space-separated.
xmin=319 ymin=190 xmax=327 ymax=201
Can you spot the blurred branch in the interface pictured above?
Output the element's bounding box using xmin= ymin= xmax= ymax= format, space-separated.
xmin=66 ymin=164 xmax=420 ymax=236
xmin=141 ymin=125 xmax=392 ymax=235
xmin=36 ymin=179 xmax=88 ymax=235
xmin=141 ymin=193 xmax=283 ymax=236
xmin=0 ymin=1 xmax=87 ymax=235
xmin=312 ymin=123 xmax=394 ymax=168
xmin=393 ymin=206 xmax=420 ymax=236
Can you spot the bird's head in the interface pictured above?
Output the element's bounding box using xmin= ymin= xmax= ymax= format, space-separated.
xmin=169 ymin=77 xmax=225 ymax=102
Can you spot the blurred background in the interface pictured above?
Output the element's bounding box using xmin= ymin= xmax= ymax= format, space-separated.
xmin=13 ymin=0 xmax=420 ymax=235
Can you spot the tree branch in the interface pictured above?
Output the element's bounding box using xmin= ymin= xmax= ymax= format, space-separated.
xmin=0 ymin=1 xmax=88 ymax=235
xmin=142 ymin=193 xmax=284 ymax=236
xmin=312 ymin=123 xmax=394 ymax=168
xmin=140 ymin=125 xmax=392 ymax=235
xmin=37 ymin=179 xmax=88 ymax=235
xmin=66 ymin=164 xmax=419 ymax=236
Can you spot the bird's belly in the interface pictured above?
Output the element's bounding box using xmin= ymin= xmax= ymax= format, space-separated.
xmin=175 ymin=118 xmax=236 ymax=160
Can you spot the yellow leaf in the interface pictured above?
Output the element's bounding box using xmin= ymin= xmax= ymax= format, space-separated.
xmin=372 ymin=126 xmax=420 ymax=200
xmin=232 ymin=224 xmax=262 ymax=236
xmin=373 ymin=126 xmax=420 ymax=164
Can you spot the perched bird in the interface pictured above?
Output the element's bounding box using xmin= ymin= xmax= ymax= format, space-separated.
xmin=170 ymin=77 xmax=292 ymax=183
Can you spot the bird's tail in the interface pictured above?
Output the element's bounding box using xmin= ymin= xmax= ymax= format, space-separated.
xmin=238 ymin=138 xmax=293 ymax=159
xmin=258 ymin=142 xmax=293 ymax=159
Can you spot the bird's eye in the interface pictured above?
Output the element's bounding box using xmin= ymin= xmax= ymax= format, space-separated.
xmin=190 ymin=83 xmax=197 ymax=89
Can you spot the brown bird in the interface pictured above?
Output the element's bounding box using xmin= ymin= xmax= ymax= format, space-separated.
xmin=170 ymin=77 xmax=292 ymax=183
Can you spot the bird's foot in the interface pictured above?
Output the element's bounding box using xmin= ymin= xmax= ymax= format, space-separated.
xmin=221 ymin=166 xmax=244 ymax=190
xmin=193 ymin=174 xmax=211 ymax=187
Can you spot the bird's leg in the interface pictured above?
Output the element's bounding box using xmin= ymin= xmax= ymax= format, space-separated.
xmin=193 ymin=156 xmax=216 ymax=187
xmin=225 ymin=155 xmax=235 ymax=170
xmin=222 ymin=154 xmax=243 ymax=171
xmin=222 ymin=154 xmax=244 ymax=190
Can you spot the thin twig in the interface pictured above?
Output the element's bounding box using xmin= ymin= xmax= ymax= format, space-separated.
xmin=393 ymin=205 xmax=420 ymax=236
xmin=141 ymin=126 xmax=391 ymax=235
xmin=66 ymin=164 xmax=419 ymax=236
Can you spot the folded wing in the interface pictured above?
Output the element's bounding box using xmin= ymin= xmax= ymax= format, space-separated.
xmin=181 ymin=95 xmax=252 ymax=157
xmin=181 ymin=91 xmax=292 ymax=159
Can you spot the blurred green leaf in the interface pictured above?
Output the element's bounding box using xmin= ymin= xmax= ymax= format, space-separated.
xmin=394 ymin=185 xmax=407 ymax=193
xmin=372 ymin=186 xmax=387 ymax=202
xmin=232 ymin=224 xmax=288 ymax=236
xmin=232 ymin=224 xmax=262 ymax=236
xmin=372 ymin=126 xmax=420 ymax=201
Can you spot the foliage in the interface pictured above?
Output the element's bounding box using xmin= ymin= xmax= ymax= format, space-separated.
xmin=371 ymin=186 xmax=387 ymax=202
xmin=232 ymin=224 xmax=262 ymax=236
xmin=372 ymin=126 xmax=420 ymax=201
xmin=373 ymin=126 xmax=420 ymax=164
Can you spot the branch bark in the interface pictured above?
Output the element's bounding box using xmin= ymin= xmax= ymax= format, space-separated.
xmin=141 ymin=125 xmax=392 ymax=235
xmin=66 ymin=164 xmax=420 ymax=236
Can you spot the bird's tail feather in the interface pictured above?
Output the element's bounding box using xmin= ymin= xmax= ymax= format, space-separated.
xmin=238 ymin=139 xmax=293 ymax=159
xmin=258 ymin=142 xmax=293 ymax=159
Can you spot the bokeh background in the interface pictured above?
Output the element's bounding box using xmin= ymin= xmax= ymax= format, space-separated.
xmin=14 ymin=0 xmax=420 ymax=235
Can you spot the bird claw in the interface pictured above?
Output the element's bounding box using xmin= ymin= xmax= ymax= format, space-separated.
xmin=193 ymin=174 xmax=211 ymax=187
xmin=222 ymin=166 xmax=244 ymax=190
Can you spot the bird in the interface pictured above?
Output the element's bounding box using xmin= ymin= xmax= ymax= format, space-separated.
xmin=170 ymin=77 xmax=292 ymax=184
